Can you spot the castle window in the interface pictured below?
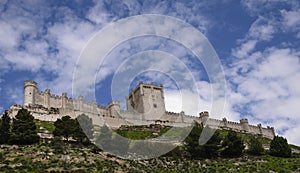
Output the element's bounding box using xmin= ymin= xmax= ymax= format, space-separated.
xmin=153 ymin=103 xmax=157 ymax=108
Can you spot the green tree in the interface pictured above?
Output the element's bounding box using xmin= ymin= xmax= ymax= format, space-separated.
xmin=269 ymin=135 xmax=291 ymax=158
xmin=184 ymin=122 xmax=221 ymax=159
xmin=184 ymin=122 xmax=203 ymax=158
xmin=198 ymin=126 xmax=222 ymax=159
xmin=247 ymin=136 xmax=264 ymax=156
xmin=54 ymin=115 xmax=93 ymax=144
xmin=185 ymin=124 xmax=221 ymax=159
xmin=53 ymin=115 xmax=76 ymax=141
xmin=72 ymin=119 xmax=92 ymax=145
xmin=0 ymin=111 xmax=11 ymax=144
xmin=74 ymin=114 xmax=94 ymax=143
xmin=51 ymin=136 xmax=65 ymax=154
xmin=221 ymin=131 xmax=245 ymax=158
xmin=9 ymin=108 xmax=39 ymax=145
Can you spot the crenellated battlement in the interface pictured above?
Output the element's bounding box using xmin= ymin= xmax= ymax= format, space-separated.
xmin=24 ymin=80 xmax=37 ymax=88
xmin=16 ymin=80 xmax=277 ymax=138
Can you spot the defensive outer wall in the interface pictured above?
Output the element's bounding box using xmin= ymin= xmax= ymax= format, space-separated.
xmin=4 ymin=80 xmax=275 ymax=139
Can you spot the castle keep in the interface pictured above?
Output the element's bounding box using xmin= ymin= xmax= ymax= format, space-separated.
xmin=6 ymin=80 xmax=275 ymax=139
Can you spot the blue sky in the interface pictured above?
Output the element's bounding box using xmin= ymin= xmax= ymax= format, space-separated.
xmin=0 ymin=0 xmax=300 ymax=145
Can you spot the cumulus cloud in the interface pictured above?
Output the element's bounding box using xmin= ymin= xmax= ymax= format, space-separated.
xmin=281 ymin=9 xmax=300 ymax=37
xmin=1 ymin=0 xmax=300 ymax=146
xmin=229 ymin=46 xmax=300 ymax=144
xmin=0 ymin=1 xmax=100 ymax=97
xmin=229 ymin=1 xmax=300 ymax=145
xmin=87 ymin=0 xmax=211 ymax=33
xmin=232 ymin=40 xmax=257 ymax=58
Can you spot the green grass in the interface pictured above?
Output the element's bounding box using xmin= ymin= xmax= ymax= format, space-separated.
xmin=35 ymin=120 xmax=55 ymax=133
xmin=4 ymin=123 xmax=295 ymax=172
xmin=115 ymin=129 xmax=155 ymax=139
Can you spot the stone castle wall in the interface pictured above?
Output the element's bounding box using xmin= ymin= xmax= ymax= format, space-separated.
xmin=4 ymin=80 xmax=276 ymax=139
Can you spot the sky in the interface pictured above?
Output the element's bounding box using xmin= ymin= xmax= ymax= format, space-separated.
xmin=0 ymin=0 xmax=300 ymax=145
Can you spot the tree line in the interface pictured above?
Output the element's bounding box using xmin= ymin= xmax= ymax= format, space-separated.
xmin=0 ymin=108 xmax=93 ymax=146
xmin=0 ymin=109 xmax=292 ymax=158
xmin=181 ymin=122 xmax=292 ymax=159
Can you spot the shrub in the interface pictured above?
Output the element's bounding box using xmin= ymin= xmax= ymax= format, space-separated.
xmin=269 ymin=136 xmax=291 ymax=158
xmin=220 ymin=131 xmax=245 ymax=158
xmin=247 ymin=136 xmax=264 ymax=156
xmin=0 ymin=111 xmax=11 ymax=144
xmin=9 ymin=108 xmax=40 ymax=145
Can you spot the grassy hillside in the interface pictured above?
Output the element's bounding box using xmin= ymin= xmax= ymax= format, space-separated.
xmin=0 ymin=142 xmax=299 ymax=172
xmin=1 ymin=121 xmax=299 ymax=172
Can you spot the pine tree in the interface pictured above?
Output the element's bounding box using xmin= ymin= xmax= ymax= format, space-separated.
xmin=9 ymin=108 xmax=39 ymax=145
xmin=269 ymin=135 xmax=291 ymax=158
xmin=185 ymin=124 xmax=222 ymax=159
xmin=199 ymin=126 xmax=221 ymax=158
xmin=184 ymin=122 xmax=203 ymax=158
xmin=72 ymin=119 xmax=93 ymax=145
xmin=221 ymin=131 xmax=245 ymax=158
xmin=74 ymin=114 xmax=94 ymax=140
xmin=53 ymin=115 xmax=76 ymax=141
xmin=0 ymin=111 xmax=11 ymax=144
xmin=248 ymin=136 xmax=264 ymax=156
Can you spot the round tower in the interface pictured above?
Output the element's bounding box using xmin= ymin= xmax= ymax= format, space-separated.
xmin=44 ymin=89 xmax=50 ymax=108
xmin=108 ymin=101 xmax=120 ymax=118
xmin=24 ymin=80 xmax=38 ymax=106
xmin=240 ymin=118 xmax=250 ymax=131
xmin=199 ymin=111 xmax=209 ymax=124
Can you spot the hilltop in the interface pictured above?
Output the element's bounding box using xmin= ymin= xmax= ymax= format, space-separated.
xmin=0 ymin=118 xmax=299 ymax=172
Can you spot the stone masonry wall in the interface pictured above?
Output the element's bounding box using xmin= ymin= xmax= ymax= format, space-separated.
xmin=17 ymin=80 xmax=276 ymax=139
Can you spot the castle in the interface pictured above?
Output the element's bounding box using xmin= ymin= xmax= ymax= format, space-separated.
xmin=5 ymin=80 xmax=275 ymax=139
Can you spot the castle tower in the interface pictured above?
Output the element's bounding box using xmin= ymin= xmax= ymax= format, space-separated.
xmin=78 ymin=96 xmax=84 ymax=111
xmin=62 ymin=92 xmax=68 ymax=108
xmin=44 ymin=89 xmax=50 ymax=108
xmin=24 ymin=80 xmax=38 ymax=106
xmin=108 ymin=101 xmax=120 ymax=118
xmin=240 ymin=118 xmax=250 ymax=131
xmin=125 ymin=82 xmax=166 ymax=120
xmin=199 ymin=111 xmax=209 ymax=124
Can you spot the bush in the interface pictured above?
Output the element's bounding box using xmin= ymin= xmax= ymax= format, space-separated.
xmin=0 ymin=111 xmax=11 ymax=144
xmin=269 ymin=136 xmax=291 ymax=158
xmin=247 ymin=136 xmax=264 ymax=156
xmin=9 ymin=108 xmax=40 ymax=145
xmin=220 ymin=131 xmax=245 ymax=158
xmin=184 ymin=123 xmax=221 ymax=159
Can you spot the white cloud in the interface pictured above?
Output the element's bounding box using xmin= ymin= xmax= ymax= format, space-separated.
xmin=281 ymin=9 xmax=300 ymax=37
xmin=230 ymin=1 xmax=300 ymax=145
xmin=231 ymin=17 xmax=277 ymax=59
xmin=87 ymin=0 xmax=211 ymax=33
xmin=0 ymin=21 xmax=19 ymax=49
xmin=281 ymin=9 xmax=300 ymax=27
xmin=0 ymin=1 xmax=102 ymax=103
xmin=229 ymin=47 xmax=300 ymax=145
xmin=248 ymin=17 xmax=276 ymax=41
xmin=232 ymin=40 xmax=257 ymax=58
xmin=284 ymin=126 xmax=300 ymax=147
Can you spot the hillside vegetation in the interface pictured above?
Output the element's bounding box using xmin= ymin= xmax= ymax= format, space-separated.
xmin=0 ymin=110 xmax=299 ymax=172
